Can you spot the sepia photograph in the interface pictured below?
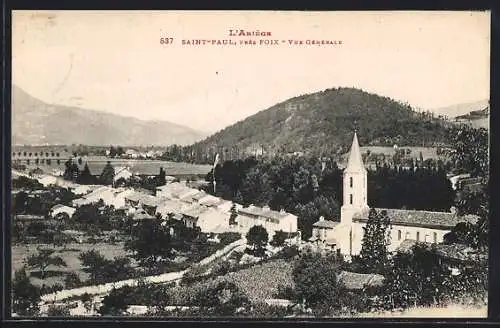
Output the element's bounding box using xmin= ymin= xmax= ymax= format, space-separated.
xmin=10 ymin=10 xmax=490 ymax=318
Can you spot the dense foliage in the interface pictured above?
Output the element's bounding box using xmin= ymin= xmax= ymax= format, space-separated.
xmin=356 ymin=209 xmax=390 ymax=274
xmin=186 ymin=87 xmax=450 ymax=162
xmin=12 ymin=268 xmax=41 ymax=316
xmin=447 ymin=125 xmax=488 ymax=178
xmin=203 ymin=155 xmax=455 ymax=238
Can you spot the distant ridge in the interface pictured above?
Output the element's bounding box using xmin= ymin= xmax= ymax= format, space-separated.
xmin=432 ymin=99 xmax=489 ymax=119
xmin=12 ymin=85 xmax=207 ymax=146
xmin=190 ymin=87 xmax=451 ymax=156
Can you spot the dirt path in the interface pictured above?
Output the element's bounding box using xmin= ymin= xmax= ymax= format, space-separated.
xmin=39 ymin=238 xmax=247 ymax=315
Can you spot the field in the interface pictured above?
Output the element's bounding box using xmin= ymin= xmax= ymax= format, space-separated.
xmin=12 ymin=242 xmax=132 ymax=288
xmin=171 ymin=259 xmax=294 ymax=304
xmin=22 ymin=158 xmax=212 ymax=177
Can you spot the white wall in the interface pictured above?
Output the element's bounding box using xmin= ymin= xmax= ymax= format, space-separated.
xmin=349 ymin=222 xmax=451 ymax=255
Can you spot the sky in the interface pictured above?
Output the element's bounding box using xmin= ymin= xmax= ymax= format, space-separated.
xmin=12 ymin=11 xmax=490 ymax=133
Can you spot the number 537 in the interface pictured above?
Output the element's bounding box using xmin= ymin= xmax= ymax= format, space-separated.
xmin=160 ymin=37 xmax=173 ymax=44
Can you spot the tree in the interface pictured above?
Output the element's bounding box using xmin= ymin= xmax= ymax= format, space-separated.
xmin=99 ymin=286 xmax=133 ymax=316
xmin=12 ymin=267 xmax=41 ymax=316
xmin=81 ymin=293 xmax=94 ymax=313
xmin=79 ymin=249 xmax=108 ymax=284
xmin=13 ymin=191 xmax=29 ymax=214
xmin=64 ymin=272 xmax=82 ymax=289
xmin=229 ymin=204 xmax=238 ymax=226
xmin=125 ymin=219 xmax=173 ymax=267
xmin=270 ymin=230 xmax=287 ymax=247
xmin=158 ymin=167 xmax=166 ymax=186
xmin=25 ymin=248 xmax=67 ymax=279
xmin=47 ymin=303 xmax=71 ymax=316
xmin=292 ymin=250 xmax=343 ymax=312
xmin=357 ymin=208 xmax=391 ymax=274
xmin=99 ymin=161 xmax=115 ymax=186
xmin=382 ymin=244 xmax=451 ymax=309
xmin=77 ymin=163 xmax=95 ymax=185
xmin=195 ymin=280 xmax=251 ymax=316
xmin=294 ymin=195 xmax=340 ymax=240
xmin=246 ymin=225 xmax=269 ymax=256
xmin=448 ymin=125 xmax=488 ymax=178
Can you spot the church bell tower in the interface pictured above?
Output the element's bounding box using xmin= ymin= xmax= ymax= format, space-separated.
xmin=341 ymin=130 xmax=369 ymax=226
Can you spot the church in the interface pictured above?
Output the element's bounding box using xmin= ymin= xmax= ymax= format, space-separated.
xmin=310 ymin=132 xmax=477 ymax=257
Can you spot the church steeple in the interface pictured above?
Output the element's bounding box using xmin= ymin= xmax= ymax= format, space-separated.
xmin=341 ymin=130 xmax=369 ymax=225
xmin=345 ymin=131 xmax=366 ymax=173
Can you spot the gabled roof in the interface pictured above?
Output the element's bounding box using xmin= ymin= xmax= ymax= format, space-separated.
xmin=353 ymin=208 xmax=478 ymax=230
xmin=181 ymin=204 xmax=210 ymax=218
xmin=313 ymin=219 xmax=340 ymax=229
xmin=198 ymin=195 xmax=224 ymax=207
xmin=50 ymin=204 xmax=66 ymax=211
xmin=238 ymin=205 xmax=295 ymax=221
xmin=337 ymin=271 xmax=385 ymax=290
xmin=396 ymin=240 xmax=487 ymax=263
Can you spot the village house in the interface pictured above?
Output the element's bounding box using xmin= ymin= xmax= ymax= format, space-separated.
xmin=309 ymin=216 xmax=339 ymax=250
xmin=396 ymin=239 xmax=487 ymax=275
xmin=124 ymin=149 xmax=140 ymax=159
xmin=155 ymin=199 xmax=186 ymax=219
xmin=325 ymin=132 xmax=478 ymax=258
xmin=155 ymin=182 xmax=195 ymax=199
xmin=124 ymin=191 xmax=162 ymax=216
xmin=114 ymin=166 xmax=133 ymax=182
xmin=70 ymin=184 xmax=101 ymax=196
xmin=237 ymin=205 xmax=298 ymax=235
xmin=196 ymin=207 xmax=231 ymax=233
xmin=38 ymin=175 xmax=58 ymax=187
xmin=49 ymin=204 xmax=77 ymax=219
xmin=179 ymin=203 xmax=210 ymax=229
xmin=71 ymin=186 xmax=133 ymax=208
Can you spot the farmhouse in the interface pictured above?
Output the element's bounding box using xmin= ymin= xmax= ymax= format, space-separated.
xmin=309 ymin=216 xmax=339 ymax=249
xmin=114 ymin=166 xmax=133 ymax=182
xmin=49 ymin=204 xmax=76 ymax=219
xmin=237 ymin=205 xmax=298 ymax=235
xmin=38 ymin=175 xmax=58 ymax=187
xmin=396 ymin=239 xmax=487 ymax=273
xmin=326 ymin=132 xmax=477 ymax=257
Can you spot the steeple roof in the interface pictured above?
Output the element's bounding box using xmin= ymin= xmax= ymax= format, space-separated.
xmin=345 ymin=131 xmax=366 ymax=173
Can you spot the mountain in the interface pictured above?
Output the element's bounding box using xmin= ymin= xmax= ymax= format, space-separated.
xmin=11 ymin=85 xmax=207 ymax=146
xmin=191 ymin=87 xmax=450 ymax=157
xmin=431 ymin=99 xmax=489 ymax=119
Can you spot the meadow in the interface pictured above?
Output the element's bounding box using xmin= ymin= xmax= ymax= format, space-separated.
xmin=11 ymin=242 xmax=133 ymax=288
xmin=170 ymin=259 xmax=294 ymax=304
xmin=23 ymin=158 xmax=212 ymax=177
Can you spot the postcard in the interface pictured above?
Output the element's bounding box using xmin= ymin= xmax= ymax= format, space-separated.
xmin=10 ymin=10 xmax=490 ymax=318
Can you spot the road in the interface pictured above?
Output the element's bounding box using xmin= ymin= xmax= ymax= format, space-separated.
xmin=39 ymin=238 xmax=246 ymax=315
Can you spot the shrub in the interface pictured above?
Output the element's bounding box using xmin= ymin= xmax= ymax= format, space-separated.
xmin=218 ymin=232 xmax=241 ymax=245
xmin=64 ymin=272 xmax=82 ymax=289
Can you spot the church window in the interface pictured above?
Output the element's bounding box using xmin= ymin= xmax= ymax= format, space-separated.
xmin=416 ymin=231 xmax=420 ymax=241
xmin=349 ymin=194 xmax=353 ymax=205
xmin=350 ymin=177 xmax=353 ymax=188
xmin=433 ymin=232 xmax=437 ymax=243
xmin=397 ymin=230 xmax=402 ymax=241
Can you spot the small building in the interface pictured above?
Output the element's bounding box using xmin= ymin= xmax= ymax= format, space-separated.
xmin=114 ymin=166 xmax=133 ymax=182
xmin=180 ymin=204 xmax=210 ymax=229
xmin=310 ymin=216 xmax=340 ymax=247
xmin=337 ymin=271 xmax=385 ymax=291
xmin=49 ymin=204 xmax=76 ymax=219
xmin=38 ymin=175 xmax=57 ymax=187
xmin=237 ymin=205 xmax=298 ymax=235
